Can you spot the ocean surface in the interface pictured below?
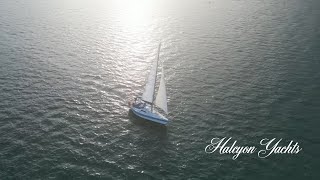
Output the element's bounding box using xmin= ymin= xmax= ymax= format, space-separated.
xmin=0 ymin=0 xmax=319 ymax=179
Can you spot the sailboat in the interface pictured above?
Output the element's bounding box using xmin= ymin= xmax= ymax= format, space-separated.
xmin=130 ymin=43 xmax=169 ymax=125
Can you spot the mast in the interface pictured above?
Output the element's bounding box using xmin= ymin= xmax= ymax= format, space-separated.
xmin=151 ymin=43 xmax=161 ymax=112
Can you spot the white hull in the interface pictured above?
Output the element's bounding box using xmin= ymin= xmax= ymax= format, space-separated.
xmin=130 ymin=107 xmax=168 ymax=125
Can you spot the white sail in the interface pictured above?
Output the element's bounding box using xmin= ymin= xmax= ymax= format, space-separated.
xmin=142 ymin=58 xmax=157 ymax=103
xmin=142 ymin=43 xmax=161 ymax=103
xmin=155 ymin=68 xmax=168 ymax=114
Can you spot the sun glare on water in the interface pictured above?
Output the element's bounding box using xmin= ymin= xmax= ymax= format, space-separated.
xmin=112 ymin=0 xmax=158 ymax=29
xmin=103 ymin=0 xmax=163 ymax=96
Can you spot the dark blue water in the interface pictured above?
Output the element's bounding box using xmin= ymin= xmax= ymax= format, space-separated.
xmin=0 ymin=0 xmax=319 ymax=179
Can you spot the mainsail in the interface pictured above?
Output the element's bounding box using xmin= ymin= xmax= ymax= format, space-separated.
xmin=142 ymin=43 xmax=161 ymax=103
xmin=141 ymin=57 xmax=157 ymax=103
xmin=155 ymin=68 xmax=168 ymax=114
